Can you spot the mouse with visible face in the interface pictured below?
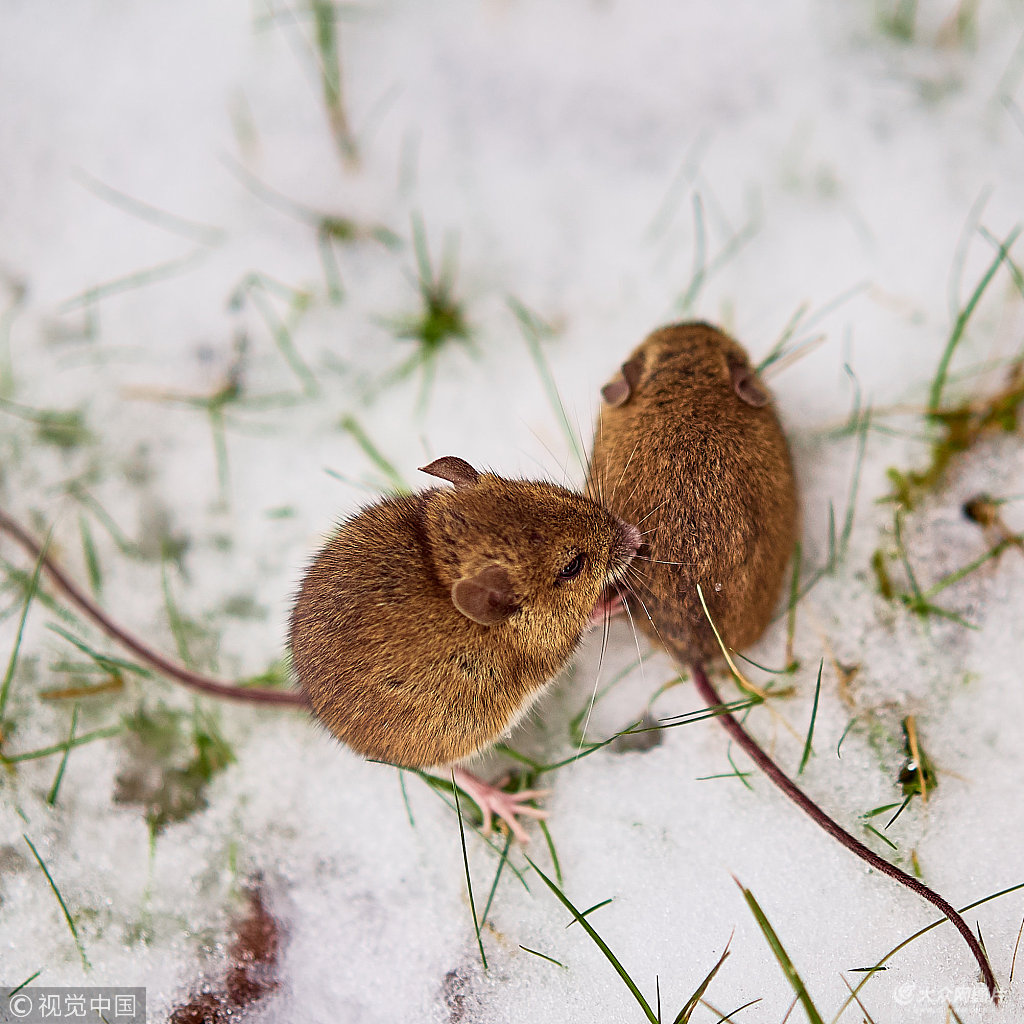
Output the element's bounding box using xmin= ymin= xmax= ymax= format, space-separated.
xmin=588 ymin=321 xmax=798 ymax=663
xmin=290 ymin=456 xmax=641 ymax=839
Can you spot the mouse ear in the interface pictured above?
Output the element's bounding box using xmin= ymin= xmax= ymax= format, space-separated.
xmin=601 ymin=355 xmax=645 ymax=408
xmin=419 ymin=456 xmax=480 ymax=489
xmin=729 ymin=359 xmax=770 ymax=408
xmin=451 ymin=565 xmax=519 ymax=625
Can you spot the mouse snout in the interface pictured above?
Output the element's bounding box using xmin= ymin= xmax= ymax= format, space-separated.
xmin=612 ymin=518 xmax=643 ymax=563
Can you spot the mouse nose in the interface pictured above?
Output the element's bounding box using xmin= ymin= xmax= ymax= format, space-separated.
xmin=615 ymin=519 xmax=643 ymax=558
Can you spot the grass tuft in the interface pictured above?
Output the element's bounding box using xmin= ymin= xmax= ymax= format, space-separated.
xmin=385 ymin=214 xmax=472 ymax=411
xmin=113 ymin=706 xmax=234 ymax=834
xmin=0 ymin=399 xmax=93 ymax=450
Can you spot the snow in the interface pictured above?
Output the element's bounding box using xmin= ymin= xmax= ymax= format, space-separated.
xmin=2 ymin=0 xmax=1024 ymax=1020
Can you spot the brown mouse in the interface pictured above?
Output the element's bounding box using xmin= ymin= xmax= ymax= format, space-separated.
xmin=289 ymin=456 xmax=640 ymax=837
xmin=585 ymin=321 xmax=997 ymax=998
xmin=0 ymin=459 xmax=639 ymax=842
xmin=588 ymin=321 xmax=798 ymax=663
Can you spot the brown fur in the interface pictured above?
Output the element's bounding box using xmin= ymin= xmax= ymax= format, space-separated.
xmin=587 ymin=322 xmax=798 ymax=662
xmin=290 ymin=463 xmax=640 ymax=769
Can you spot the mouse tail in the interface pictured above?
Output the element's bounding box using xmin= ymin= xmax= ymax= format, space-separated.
xmin=0 ymin=507 xmax=308 ymax=709
xmin=690 ymin=658 xmax=999 ymax=1002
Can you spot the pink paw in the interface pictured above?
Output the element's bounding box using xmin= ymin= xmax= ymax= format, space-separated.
xmin=452 ymin=768 xmax=548 ymax=844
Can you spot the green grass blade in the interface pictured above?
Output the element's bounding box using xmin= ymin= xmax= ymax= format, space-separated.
xmin=48 ymin=624 xmax=152 ymax=677
xmin=838 ymin=405 xmax=871 ymax=566
xmin=677 ymin=193 xmax=707 ymax=313
xmin=508 ymin=296 xmax=586 ymax=471
xmin=409 ymin=769 xmax=532 ymax=890
xmin=398 ymin=768 xmax=415 ymax=827
xmin=519 ymin=945 xmax=566 ymax=968
xmin=160 ymin=560 xmax=193 ymax=667
xmin=1 ymin=725 xmax=122 ymax=764
xmin=863 ymin=823 xmax=897 ymax=851
xmin=785 ymin=540 xmax=802 ymax=669
xmin=246 ymin=277 xmax=317 ymax=395
xmin=892 ymin=508 xmax=923 ymax=606
xmin=835 ymin=879 xmax=1024 ymax=1019
xmin=339 ymin=415 xmax=408 ymax=493
xmin=798 ymin=660 xmax=823 ymax=775
xmin=24 ymin=833 xmax=90 ymax=970
xmin=78 ymin=514 xmax=102 ymax=595
xmin=672 ymin=943 xmax=730 ymax=1023
xmin=929 ymin=225 xmax=1021 ymax=414
xmin=480 ymin=830 xmax=513 ymax=927
xmin=921 ymin=537 xmax=1015 ymax=599
xmin=526 ymin=855 xmax=658 ymax=1023
xmin=538 ymin=819 xmax=563 ymax=886
xmin=0 ymin=526 xmax=52 ymax=723
xmin=9 ymin=970 xmax=43 ymax=997
xmin=46 ymin=705 xmax=80 ymax=806
xmin=565 ymin=898 xmax=613 ymax=928
xmin=453 ymin=773 xmax=487 ymax=969
xmin=312 ymin=0 xmax=357 ymax=163
xmin=57 ymin=250 xmax=207 ymax=313
xmin=737 ymin=881 xmax=824 ymax=1024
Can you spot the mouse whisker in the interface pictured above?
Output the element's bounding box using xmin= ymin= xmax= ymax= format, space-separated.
xmin=615 ymin=473 xmax=647 ymax=523
xmin=608 ymin=438 xmax=642 ymax=505
xmin=634 ymin=556 xmax=694 ymax=567
xmin=618 ymin=577 xmax=667 ymax=647
xmin=621 ymin=564 xmax=657 ymax=598
xmin=591 ymin=409 xmax=607 ymax=505
xmin=526 ymin=425 xmax=574 ymax=490
xmin=575 ymin=610 xmax=610 ymax=759
xmin=616 ymin=577 xmax=670 ymax=653
xmin=634 ymin=502 xmax=666 ymax=527
xmin=613 ymin=580 xmax=647 ymax=685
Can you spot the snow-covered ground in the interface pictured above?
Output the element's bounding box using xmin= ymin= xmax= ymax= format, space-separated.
xmin=2 ymin=1 xmax=1024 ymax=1020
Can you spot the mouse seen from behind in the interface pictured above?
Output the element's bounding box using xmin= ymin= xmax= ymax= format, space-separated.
xmin=588 ymin=321 xmax=798 ymax=662
xmin=585 ymin=321 xmax=998 ymax=998
xmin=290 ymin=456 xmax=641 ymax=840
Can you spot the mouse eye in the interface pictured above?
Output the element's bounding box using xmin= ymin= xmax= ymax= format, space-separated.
xmin=557 ymin=552 xmax=587 ymax=582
